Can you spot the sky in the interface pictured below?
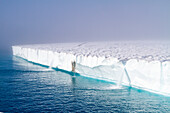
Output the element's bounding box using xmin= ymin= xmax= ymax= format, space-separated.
xmin=0 ymin=0 xmax=170 ymax=54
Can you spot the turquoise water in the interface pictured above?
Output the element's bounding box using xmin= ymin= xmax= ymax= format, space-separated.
xmin=0 ymin=55 xmax=170 ymax=112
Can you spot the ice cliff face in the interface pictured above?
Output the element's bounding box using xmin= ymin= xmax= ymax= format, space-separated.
xmin=12 ymin=41 xmax=170 ymax=96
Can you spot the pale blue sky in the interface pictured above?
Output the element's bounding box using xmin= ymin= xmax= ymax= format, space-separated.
xmin=0 ymin=0 xmax=170 ymax=53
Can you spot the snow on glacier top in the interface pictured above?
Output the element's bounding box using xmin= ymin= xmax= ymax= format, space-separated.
xmin=16 ymin=41 xmax=170 ymax=62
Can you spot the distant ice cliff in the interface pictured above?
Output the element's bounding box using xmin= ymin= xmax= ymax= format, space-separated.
xmin=12 ymin=41 xmax=170 ymax=96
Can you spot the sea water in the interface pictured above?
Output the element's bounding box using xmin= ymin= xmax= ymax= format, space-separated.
xmin=0 ymin=54 xmax=170 ymax=112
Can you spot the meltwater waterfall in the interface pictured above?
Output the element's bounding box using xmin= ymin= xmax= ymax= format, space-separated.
xmin=117 ymin=61 xmax=131 ymax=88
xmin=160 ymin=62 xmax=164 ymax=91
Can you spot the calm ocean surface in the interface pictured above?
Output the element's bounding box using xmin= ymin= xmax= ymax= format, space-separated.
xmin=0 ymin=54 xmax=170 ymax=112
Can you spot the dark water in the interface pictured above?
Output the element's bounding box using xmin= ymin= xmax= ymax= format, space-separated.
xmin=0 ymin=55 xmax=170 ymax=113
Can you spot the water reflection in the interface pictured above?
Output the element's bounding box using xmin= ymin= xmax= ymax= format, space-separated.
xmin=71 ymin=76 xmax=76 ymax=89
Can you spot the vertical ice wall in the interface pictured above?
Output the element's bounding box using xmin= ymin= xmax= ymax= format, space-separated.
xmin=12 ymin=46 xmax=170 ymax=96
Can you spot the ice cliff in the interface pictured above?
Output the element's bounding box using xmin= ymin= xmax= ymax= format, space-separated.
xmin=12 ymin=41 xmax=170 ymax=96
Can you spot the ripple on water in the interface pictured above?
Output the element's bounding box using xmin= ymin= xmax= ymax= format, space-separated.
xmin=0 ymin=56 xmax=170 ymax=112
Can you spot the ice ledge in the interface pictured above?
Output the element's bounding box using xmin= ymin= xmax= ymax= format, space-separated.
xmin=12 ymin=41 xmax=170 ymax=96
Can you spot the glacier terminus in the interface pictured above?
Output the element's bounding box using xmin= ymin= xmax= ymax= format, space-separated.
xmin=12 ymin=41 xmax=170 ymax=96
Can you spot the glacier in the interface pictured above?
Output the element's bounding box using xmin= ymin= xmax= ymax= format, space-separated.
xmin=12 ymin=41 xmax=170 ymax=96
